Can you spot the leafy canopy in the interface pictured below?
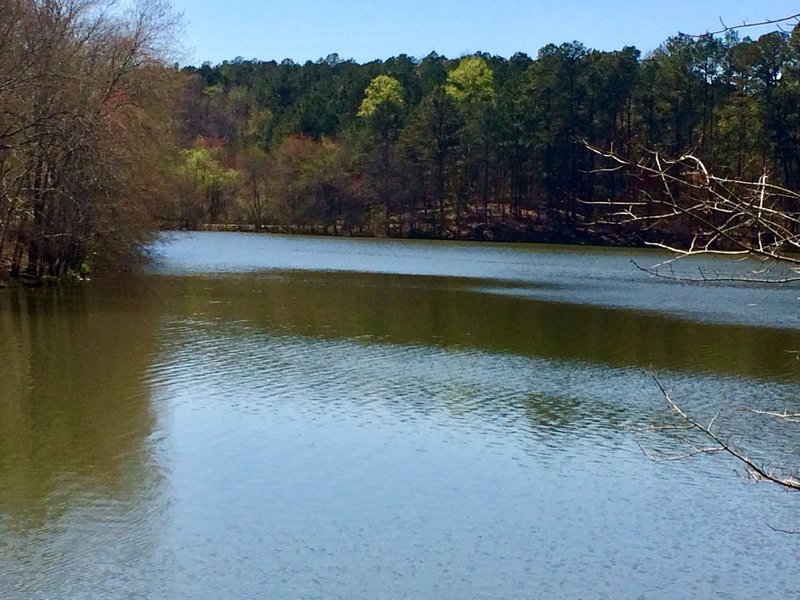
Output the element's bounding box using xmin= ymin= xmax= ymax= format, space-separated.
xmin=357 ymin=75 xmax=405 ymax=118
xmin=445 ymin=56 xmax=495 ymax=107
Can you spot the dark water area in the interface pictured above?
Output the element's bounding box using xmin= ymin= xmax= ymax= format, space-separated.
xmin=1 ymin=232 xmax=798 ymax=598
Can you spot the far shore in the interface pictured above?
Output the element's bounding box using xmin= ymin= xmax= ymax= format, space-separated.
xmin=190 ymin=220 xmax=645 ymax=248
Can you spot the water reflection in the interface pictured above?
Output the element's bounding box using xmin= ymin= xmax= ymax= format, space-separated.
xmin=1 ymin=233 xmax=799 ymax=599
xmin=138 ymin=313 xmax=799 ymax=599
xmin=150 ymin=232 xmax=800 ymax=330
xmin=0 ymin=282 xmax=165 ymax=597
xmin=160 ymin=270 xmax=800 ymax=381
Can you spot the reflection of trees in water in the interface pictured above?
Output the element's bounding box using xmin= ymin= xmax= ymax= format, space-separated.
xmin=162 ymin=272 xmax=800 ymax=465
xmin=169 ymin=271 xmax=800 ymax=381
xmin=0 ymin=281 xmax=161 ymax=525
xmin=523 ymin=393 xmax=586 ymax=431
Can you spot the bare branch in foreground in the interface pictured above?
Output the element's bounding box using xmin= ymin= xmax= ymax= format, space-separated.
xmin=767 ymin=524 xmax=800 ymax=535
xmin=646 ymin=372 xmax=800 ymax=491
xmin=628 ymin=259 xmax=800 ymax=285
xmin=637 ymin=439 xmax=724 ymax=462
xmin=742 ymin=407 xmax=800 ymax=424
xmin=583 ymin=143 xmax=800 ymax=282
xmin=691 ymin=13 xmax=800 ymax=37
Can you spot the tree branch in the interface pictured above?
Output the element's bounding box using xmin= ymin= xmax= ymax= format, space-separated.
xmin=648 ymin=372 xmax=800 ymax=491
xmin=742 ymin=407 xmax=800 ymax=424
xmin=693 ymin=13 xmax=800 ymax=37
xmin=583 ymin=143 xmax=800 ymax=282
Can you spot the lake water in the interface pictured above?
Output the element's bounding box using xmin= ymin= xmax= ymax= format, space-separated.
xmin=1 ymin=232 xmax=799 ymax=599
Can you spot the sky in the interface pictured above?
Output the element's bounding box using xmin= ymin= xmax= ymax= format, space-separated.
xmin=168 ymin=0 xmax=800 ymax=65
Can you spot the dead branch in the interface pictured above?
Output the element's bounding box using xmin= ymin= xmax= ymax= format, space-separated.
xmin=768 ymin=524 xmax=800 ymax=535
xmin=647 ymin=372 xmax=800 ymax=491
xmin=742 ymin=407 xmax=800 ymax=424
xmin=692 ymin=13 xmax=800 ymax=37
xmin=583 ymin=143 xmax=800 ymax=281
xmin=638 ymin=439 xmax=725 ymax=462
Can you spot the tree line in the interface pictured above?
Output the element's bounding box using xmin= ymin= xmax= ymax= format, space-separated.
xmin=0 ymin=0 xmax=179 ymax=282
xmin=2 ymin=3 xmax=799 ymax=282
xmin=173 ymin=27 xmax=800 ymax=245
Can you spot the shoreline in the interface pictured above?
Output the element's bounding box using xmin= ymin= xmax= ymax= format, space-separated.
xmin=191 ymin=220 xmax=647 ymax=249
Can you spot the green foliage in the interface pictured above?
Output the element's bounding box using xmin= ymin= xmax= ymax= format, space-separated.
xmin=173 ymin=23 xmax=800 ymax=243
xmin=177 ymin=148 xmax=239 ymax=189
xmin=266 ymin=135 xmax=365 ymax=229
xmin=175 ymin=145 xmax=241 ymax=225
xmin=358 ymin=75 xmax=405 ymax=117
xmin=445 ymin=56 xmax=496 ymax=107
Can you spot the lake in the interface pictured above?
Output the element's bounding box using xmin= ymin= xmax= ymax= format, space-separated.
xmin=1 ymin=232 xmax=798 ymax=599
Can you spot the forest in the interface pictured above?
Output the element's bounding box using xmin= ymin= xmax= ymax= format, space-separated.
xmin=1 ymin=0 xmax=800 ymax=281
xmin=173 ymin=27 xmax=800 ymax=247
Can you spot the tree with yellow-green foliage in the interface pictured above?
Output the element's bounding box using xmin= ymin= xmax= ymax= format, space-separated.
xmin=446 ymin=56 xmax=496 ymax=223
xmin=358 ymin=75 xmax=407 ymax=229
xmin=175 ymin=145 xmax=241 ymax=228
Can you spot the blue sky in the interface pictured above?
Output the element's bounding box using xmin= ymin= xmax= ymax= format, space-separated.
xmin=169 ymin=0 xmax=800 ymax=65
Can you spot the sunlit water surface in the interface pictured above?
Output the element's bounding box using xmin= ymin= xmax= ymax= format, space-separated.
xmin=1 ymin=232 xmax=798 ymax=599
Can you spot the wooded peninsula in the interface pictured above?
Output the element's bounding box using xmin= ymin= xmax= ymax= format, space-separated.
xmin=1 ymin=0 xmax=799 ymax=282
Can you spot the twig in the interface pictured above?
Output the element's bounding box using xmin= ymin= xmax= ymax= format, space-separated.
xmin=583 ymin=143 xmax=800 ymax=281
xmin=649 ymin=372 xmax=800 ymax=491
xmin=691 ymin=13 xmax=800 ymax=37
xmin=743 ymin=407 xmax=800 ymax=424
xmin=768 ymin=524 xmax=800 ymax=535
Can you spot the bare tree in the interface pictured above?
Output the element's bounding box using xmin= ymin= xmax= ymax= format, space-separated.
xmin=583 ymin=142 xmax=800 ymax=502
xmin=0 ymin=0 xmax=181 ymax=281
